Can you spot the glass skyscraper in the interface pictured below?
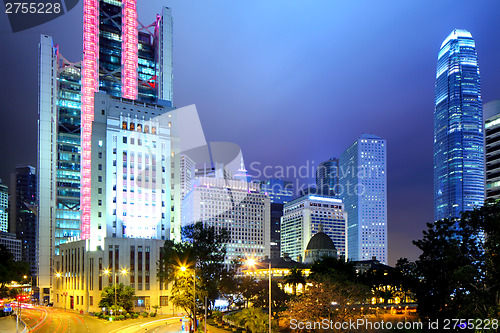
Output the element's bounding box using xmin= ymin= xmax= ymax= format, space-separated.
xmin=433 ymin=29 xmax=484 ymax=222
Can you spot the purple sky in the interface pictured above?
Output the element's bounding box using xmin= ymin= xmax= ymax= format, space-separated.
xmin=1 ymin=1 xmax=500 ymax=265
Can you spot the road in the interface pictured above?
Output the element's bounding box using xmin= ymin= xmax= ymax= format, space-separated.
xmin=15 ymin=305 xmax=182 ymax=333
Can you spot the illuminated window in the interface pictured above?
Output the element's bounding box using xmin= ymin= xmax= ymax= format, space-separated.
xmin=122 ymin=122 xmax=127 ymax=130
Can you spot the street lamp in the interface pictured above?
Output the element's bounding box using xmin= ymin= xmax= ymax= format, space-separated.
xmin=55 ymin=273 xmax=66 ymax=311
xmin=103 ymin=268 xmax=128 ymax=317
xmin=246 ymin=258 xmax=272 ymax=333
xmin=180 ymin=265 xmax=197 ymax=332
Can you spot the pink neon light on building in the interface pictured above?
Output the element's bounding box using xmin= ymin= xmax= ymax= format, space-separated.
xmin=81 ymin=0 xmax=99 ymax=240
xmin=122 ymin=0 xmax=138 ymax=100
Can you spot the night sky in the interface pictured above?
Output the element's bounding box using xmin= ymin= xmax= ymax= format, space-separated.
xmin=1 ymin=0 xmax=500 ymax=265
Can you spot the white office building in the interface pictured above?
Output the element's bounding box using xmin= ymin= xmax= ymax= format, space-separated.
xmin=281 ymin=194 xmax=346 ymax=262
xmin=182 ymin=176 xmax=270 ymax=261
xmin=339 ymin=134 xmax=387 ymax=264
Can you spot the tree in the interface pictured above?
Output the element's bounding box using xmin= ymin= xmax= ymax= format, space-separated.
xmin=281 ymin=275 xmax=369 ymax=332
xmin=157 ymin=222 xmax=232 ymax=323
xmin=234 ymin=308 xmax=269 ymax=333
xmin=308 ymin=256 xmax=356 ymax=283
xmin=0 ymin=244 xmax=29 ymax=298
xmin=284 ymin=267 xmax=306 ymax=296
xmin=251 ymin=279 xmax=289 ymax=309
xmin=413 ymin=200 xmax=500 ymax=320
xmin=98 ymin=283 xmax=136 ymax=312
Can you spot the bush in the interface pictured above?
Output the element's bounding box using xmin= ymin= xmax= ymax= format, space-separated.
xmin=118 ymin=315 xmax=125 ymax=320
xmin=103 ymin=315 xmax=110 ymax=321
xmin=141 ymin=312 xmax=149 ymax=318
xmin=125 ymin=313 xmax=131 ymax=319
xmin=133 ymin=313 xmax=139 ymax=319
xmin=150 ymin=312 xmax=156 ymax=317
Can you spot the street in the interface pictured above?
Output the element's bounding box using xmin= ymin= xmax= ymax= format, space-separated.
xmin=13 ymin=305 xmax=182 ymax=333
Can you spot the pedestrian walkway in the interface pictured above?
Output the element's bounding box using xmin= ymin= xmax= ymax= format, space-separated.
xmin=0 ymin=315 xmax=26 ymax=333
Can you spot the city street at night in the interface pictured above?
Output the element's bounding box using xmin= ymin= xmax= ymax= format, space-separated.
xmin=8 ymin=305 xmax=182 ymax=333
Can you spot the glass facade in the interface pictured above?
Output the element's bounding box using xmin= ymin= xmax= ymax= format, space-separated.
xmin=56 ymin=66 xmax=82 ymax=252
xmin=316 ymin=158 xmax=339 ymax=196
xmin=339 ymin=134 xmax=387 ymax=264
xmin=433 ymin=29 xmax=484 ymax=221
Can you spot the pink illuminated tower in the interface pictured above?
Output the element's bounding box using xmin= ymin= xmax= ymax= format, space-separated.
xmin=37 ymin=0 xmax=173 ymax=301
xmin=80 ymin=0 xmax=173 ymax=240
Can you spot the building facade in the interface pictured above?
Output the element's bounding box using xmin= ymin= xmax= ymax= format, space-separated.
xmin=433 ymin=29 xmax=484 ymax=221
xmin=182 ymin=176 xmax=271 ymax=261
xmin=10 ymin=165 xmax=37 ymax=276
xmin=37 ymin=2 xmax=174 ymax=302
xmin=484 ymin=100 xmax=500 ymax=200
xmin=0 ymin=183 xmax=8 ymax=233
xmin=281 ymin=194 xmax=346 ymax=262
xmin=0 ymin=231 xmax=22 ymax=262
xmin=339 ymin=134 xmax=387 ymax=264
xmin=258 ymin=179 xmax=293 ymax=258
xmin=316 ymin=158 xmax=339 ymax=196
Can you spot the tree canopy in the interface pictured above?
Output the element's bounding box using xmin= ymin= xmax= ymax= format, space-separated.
xmin=98 ymin=283 xmax=135 ymax=312
xmin=413 ymin=200 xmax=500 ymax=319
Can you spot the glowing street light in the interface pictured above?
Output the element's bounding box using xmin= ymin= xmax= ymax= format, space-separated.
xmin=246 ymin=258 xmax=272 ymax=333
xmin=179 ymin=264 xmax=198 ymax=332
xmin=103 ymin=268 xmax=128 ymax=316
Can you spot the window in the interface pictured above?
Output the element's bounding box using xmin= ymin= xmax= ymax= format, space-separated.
xmin=123 ymin=137 xmax=127 ymax=144
xmin=98 ymin=152 xmax=102 ymax=158
xmin=98 ymin=164 xmax=102 ymax=170
xmin=98 ymin=176 xmax=102 ymax=182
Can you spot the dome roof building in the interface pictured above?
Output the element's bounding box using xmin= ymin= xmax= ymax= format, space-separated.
xmin=303 ymin=225 xmax=338 ymax=263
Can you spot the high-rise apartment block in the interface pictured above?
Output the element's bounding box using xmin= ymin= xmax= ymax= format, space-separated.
xmin=433 ymin=29 xmax=484 ymax=221
xmin=281 ymin=194 xmax=346 ymax=261
xmin=339 ymin=134 xmax=387 ymax=264
xmin=10 ymin=165 xmax=37 ymax=276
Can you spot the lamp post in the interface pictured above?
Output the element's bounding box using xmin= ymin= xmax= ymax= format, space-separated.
xmin=103 ymin=268 xmax=128 ymax=317
xmin=180 ymin=265 xmax=196 ymax=332
xmin=55 ymin=273 xmax=66 ymax=311
xmin=247 ymin=259 xmax=272 ymax=333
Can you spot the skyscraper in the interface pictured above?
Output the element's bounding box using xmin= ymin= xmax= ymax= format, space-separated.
xmin=485 ymin=100 xmax=500 ymax=200
xmin=10 ymin=165 xmax=37 ymax=276
xmin=38 ymin=1 xmax=174 ymax=303
xmin=433 ymin=29 xmax=484 ymax=221
xmin=0 ymin=182 xmax=8 ymax=233
xmin=316 ymin=158 xmax=339 ymax=196
xmin=258 ymin=179 xmax=294 ymax=258
xmin=339 ymin=134 xmax=387 ymax=264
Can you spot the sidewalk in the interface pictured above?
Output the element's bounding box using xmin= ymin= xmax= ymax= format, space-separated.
xmin=0 ymin=315 xmax=25 ymax=333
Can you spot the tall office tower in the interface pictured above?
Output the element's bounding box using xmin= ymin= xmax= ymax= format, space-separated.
xmin=484 ymin=100 xmax=500 ymax=200
xmin=316 ymin=158 xmax=339 ymax=195
xmin=0 ymin=182 xmax=8 ymax=233
xmin=281 ymin=194 xmax=346 ymax=262
xmin=434 ymin=29 xmax=484 ymax=221
xmin=51 ymin=93 xmax=177 ymax=313
xmin=258 ymin=179 xmax=294 ymax=258
xmin=38 ymin=2 xmax=174 ymax=302
xmin=182 ymin=177 xmax=271 ymax=261
xmin=339 ymin=134 xmax=387 ymax=264
xmin=9 ymin=165 xmax=37 ymax=276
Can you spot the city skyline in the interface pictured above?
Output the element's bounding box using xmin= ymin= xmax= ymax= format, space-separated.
xmin=2 ymin=1 xmax=500 ymax=265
